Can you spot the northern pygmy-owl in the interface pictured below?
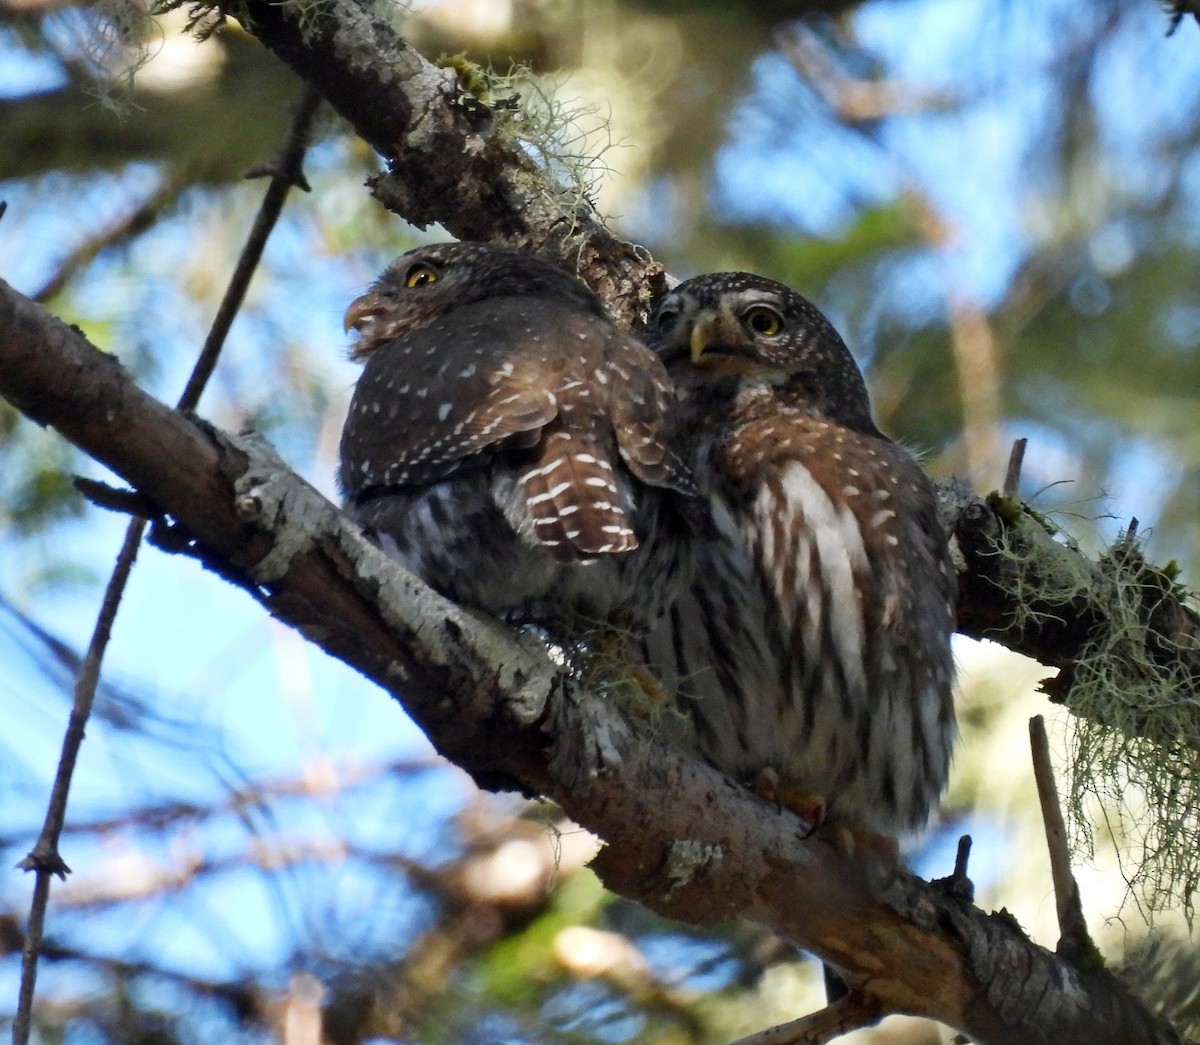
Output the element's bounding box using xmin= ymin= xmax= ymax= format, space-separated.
xmin=642 ymin=273 xmax=956 ymax=837
xmin=338 ymin=242 xmax=692 ymax=630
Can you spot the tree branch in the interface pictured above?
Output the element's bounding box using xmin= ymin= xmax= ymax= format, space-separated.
xmin=0 ymin=276 xmax=1191 ymax=1045
xmin=940 ymin=477 xmax=1200 ymax=720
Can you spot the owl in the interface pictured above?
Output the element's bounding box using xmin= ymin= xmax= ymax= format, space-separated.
xmin=641 ymin=272 xmax=956 ymax=838
xmin=337 ymin=242 xmax=693 ymax=631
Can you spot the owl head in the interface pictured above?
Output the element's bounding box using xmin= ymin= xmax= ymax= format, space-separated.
xmin=647 ymin=272 xmax=878 ymax=435
xmin=344 ymin=242 xmax=608 ymax=360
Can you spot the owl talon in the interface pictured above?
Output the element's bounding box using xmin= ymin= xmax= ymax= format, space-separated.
xmin=821 ymin=824 xmax=900 ymax=867
xmin=752 ymin=769 xmax=826 ymax=832
xmin=628 ymin=664 xmax=669 ymax=706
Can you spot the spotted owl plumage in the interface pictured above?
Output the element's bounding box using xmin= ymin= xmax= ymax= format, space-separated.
xmin=641 ymin=272 xmax=956 ymax=836
xmin=337 ymin=242 xmax=693 ymax=629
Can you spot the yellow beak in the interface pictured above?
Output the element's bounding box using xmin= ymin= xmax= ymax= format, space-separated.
xmin=689 ymin=312 xmax=721 ymax=364
xmin=343 ymin=291 xmax=383 ymax=333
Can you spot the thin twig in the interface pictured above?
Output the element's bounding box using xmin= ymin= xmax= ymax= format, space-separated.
xmin=72 ymin=476 xmax=162 ymax=519
xmin=1029 ymin=714 xmax=1095 ymax=963
xmin=14 ymin=515 xmax=146 ymax=1045
xmin=932 ymin=833 xmax=976 ymax=902
xmin=11 ymin=83 xmax=323 ymax=1045
xmin=1003 ymin=437 xmax=1027 ymax=499
xmin=954 ymin=834 xmax=972 ymax=879
xmin=727 ymin=994 xmax=883 ymax=1045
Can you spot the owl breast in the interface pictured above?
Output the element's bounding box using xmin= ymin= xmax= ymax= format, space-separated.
xmin=643 ymin=417 xmax=955 ymax=835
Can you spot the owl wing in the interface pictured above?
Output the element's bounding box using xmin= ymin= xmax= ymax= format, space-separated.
xmin=340 ymin=298 xmax=571 ymax=494
xmin=603 ymin=333 xmax=695 ymax=496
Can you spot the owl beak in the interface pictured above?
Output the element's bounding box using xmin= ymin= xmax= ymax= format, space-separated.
xmin=689 ymin=311 xmax=750 ymax=369
xmin=343 ymin=291 xmax=384 ymax=334
xmin=689 ymin=313 xmax=721 ymax=364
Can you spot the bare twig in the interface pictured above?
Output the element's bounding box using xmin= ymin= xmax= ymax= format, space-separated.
xmin=775 ymin=24 xmax=954 ymax=120
xmin=72 ymin=476 xmax=162 ymax=519
xmin=954 ymin=834 xmax=972 ymax=880
xmin=11 ymin=84 xmax=323 ymax=1045
xmin=1003 ymin=438 xmax=1027 ymax=499
xmin=1029 ymin=714 xmax=1095 ymax=963
xmin=1165 ymin=0 xmax=1200 ymax=36
xmin=13 ymin=515 xmax=147 ymax=1045
xmin=728 ymin=994 xmax=883 ymax=1045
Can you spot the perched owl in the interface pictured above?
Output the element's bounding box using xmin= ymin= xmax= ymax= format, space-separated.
xmin=338 ymin=242 xmax=693 ymax=630
xmin=642 ymin=273 xmax=956 ymax=837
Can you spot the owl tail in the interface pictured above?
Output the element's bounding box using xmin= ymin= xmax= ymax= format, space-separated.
xmin=518 ymin=429 xmax=638 ymax=563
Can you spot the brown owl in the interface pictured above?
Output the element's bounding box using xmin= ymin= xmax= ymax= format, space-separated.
xmin=338 ymin=242 xmax=693 ymax=631
xmin=642 ymin=272 xmax=956 ymax=838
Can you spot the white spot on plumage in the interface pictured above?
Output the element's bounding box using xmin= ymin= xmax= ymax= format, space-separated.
xmin=771 ymin=462 xmax=868 ymax=692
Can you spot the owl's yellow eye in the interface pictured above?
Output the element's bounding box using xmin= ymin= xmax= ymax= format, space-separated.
xmin=744 ymin=306 xmax=783 ymax=337
xmin=404 ymin=263 xmax=440 ymax=288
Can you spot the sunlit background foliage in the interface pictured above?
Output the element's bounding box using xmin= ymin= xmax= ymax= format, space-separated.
xmin=2 ymin=0 xmax=1199 ymax=1042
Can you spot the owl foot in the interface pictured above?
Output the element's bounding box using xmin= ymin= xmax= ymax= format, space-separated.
xmin=579 ymin=626 xmax=671 ymax=722
xmin=752 ymin=769 xmax=826 ymax=833
xmin=627 ymin=664 xmax=670 ymax=706
xmin=824 ymin=824 xmax=900 ymax=868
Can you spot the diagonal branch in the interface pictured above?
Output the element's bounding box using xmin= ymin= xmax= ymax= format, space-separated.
xmin=0 ymin=275 xmax=1191 ymax=1045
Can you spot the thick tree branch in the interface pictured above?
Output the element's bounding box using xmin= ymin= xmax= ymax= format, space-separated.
xmin=0 ymin=278 xmax=1191 ymax=1045
xmin=938 ymin=477 xmax=1200 ymax=720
